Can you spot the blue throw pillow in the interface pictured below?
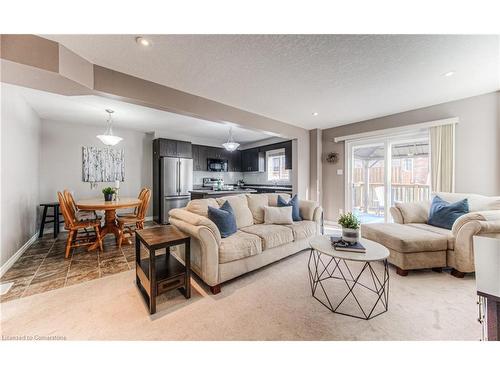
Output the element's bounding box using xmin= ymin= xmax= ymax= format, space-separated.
xmin=208 ymin=200 xmax=237 ymax=238
xmin=277 ymin=194 xmax=302 ymax=221
xmin=428 ymin=196 xmax=469 ymax=230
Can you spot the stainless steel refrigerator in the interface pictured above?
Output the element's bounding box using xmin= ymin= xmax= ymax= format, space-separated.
xmin=160 ymin=157 xmax=193 ymax=224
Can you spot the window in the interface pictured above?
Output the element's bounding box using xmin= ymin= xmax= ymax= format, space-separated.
xmin=267 ymin=149 xmax=289 ymax=182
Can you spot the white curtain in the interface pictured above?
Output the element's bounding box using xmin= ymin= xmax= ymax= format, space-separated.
xmin=430 ymin=123 xmax=455 ymax=193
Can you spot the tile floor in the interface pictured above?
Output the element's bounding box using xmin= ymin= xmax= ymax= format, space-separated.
xmin=0 ymin=222 xmax=159 ymax=302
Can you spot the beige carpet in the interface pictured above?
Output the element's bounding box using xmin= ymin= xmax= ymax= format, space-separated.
xmin=0 ymin=250 xmax=479 ymax=340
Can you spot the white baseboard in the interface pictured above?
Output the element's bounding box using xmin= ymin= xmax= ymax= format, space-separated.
xmin=0 ymin=231 xmax=39 ymax=278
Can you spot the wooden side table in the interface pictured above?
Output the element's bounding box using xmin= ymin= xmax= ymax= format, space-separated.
xmin=135 ymin=226 xmax=191 ymax=314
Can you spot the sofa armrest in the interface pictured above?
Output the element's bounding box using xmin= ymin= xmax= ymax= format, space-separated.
xmin=169 ymin=208 xmax=221 ymax=244
xmin=452 ymin=215 xmax=500 ymax=273
xmin=313 ymin=206 xmax=323 ymax=223
xmin=390 ymin=206 xmax=404 ymax=224
xmin=169 ymin=217 xmax=220 ymax=286
xmin=299 ymin=199 xmax=319 ymax=221
xmin=452 ymin=210 xmax=500 ymax=236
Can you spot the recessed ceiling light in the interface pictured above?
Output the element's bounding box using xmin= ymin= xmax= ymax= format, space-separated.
xmin=443 ymin=71 xmax=455 ymax=77
xmin=312 ymin=112 xmax=319 ymax=116
xmin=135 ymin=37 xmax=151 ymax=47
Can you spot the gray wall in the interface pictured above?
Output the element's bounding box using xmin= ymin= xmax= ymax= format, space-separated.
xmin=1 ymin=87 xmax=41 ymax=268
xmin=321 ymin=91 xmax=500 ymax=221
xmin=40 ymin=120 xmax=153 ymax=216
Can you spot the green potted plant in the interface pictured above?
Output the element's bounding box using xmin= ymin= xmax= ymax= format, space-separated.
xmin=102 ymin=186 xmax=116 ymax=202
xmin=338 ymin=212 xmax=361 ymax=244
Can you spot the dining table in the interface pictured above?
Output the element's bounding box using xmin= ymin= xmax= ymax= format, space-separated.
xmin=76 ymin=197 xmax=142 ymax=250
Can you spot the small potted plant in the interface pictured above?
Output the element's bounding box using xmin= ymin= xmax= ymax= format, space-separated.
xmin=102 ymin=186 xmax=116 ymax=202
xmin=338 ymin=212 xmax=361 ymax=244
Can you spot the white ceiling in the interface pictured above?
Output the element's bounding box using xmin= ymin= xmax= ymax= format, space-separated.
xmin=4 ymin=83 xmax=274 ymax=146
xmin=44 ymin=34 xmax=500 ymax=129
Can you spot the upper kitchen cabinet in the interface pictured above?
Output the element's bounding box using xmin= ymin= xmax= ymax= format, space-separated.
xmin=156 ymin=138 xmax=192 ymax=158
xmin=222 ymin=149 xmax=241 ymax=172
xmin=282 ymin=140 xmax=292 ymax=170
xmin=176 ymin=141 xmax=192 ymax=158
xmin=230 ymin=150 xmax=241 ymax=172
xmin=192 ymin=144 xmax=202 ymax=171
xmin=241 ymin=148 xmax=265 ymax=172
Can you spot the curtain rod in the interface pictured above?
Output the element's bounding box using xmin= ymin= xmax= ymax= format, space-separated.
xmin=334 ymin=117 xmax=459 ymax=143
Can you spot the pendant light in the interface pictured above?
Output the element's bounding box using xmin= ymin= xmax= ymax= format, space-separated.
xmin=222 ymin=126 xmax=240 ymax=152
xmin=97 ymin=109 xmax=123 ymax=146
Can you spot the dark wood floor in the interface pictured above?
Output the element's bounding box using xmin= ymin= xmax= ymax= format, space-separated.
xmin=0 ymin=221 xmax=160 ymax=302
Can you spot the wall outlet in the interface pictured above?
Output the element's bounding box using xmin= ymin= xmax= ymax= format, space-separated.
xmin=337 ymin=169 xmax=343 ymax=175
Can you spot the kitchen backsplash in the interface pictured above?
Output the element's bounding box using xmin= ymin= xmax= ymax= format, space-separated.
xmin=193 ymin=171 xmax=243 ymax=185
xmin=193 ymin=171 xmax=292 ymax=186
xmin=241 ymin=171 xmax=291 ymax=185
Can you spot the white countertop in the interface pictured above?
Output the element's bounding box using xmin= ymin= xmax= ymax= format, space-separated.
xmin=189 ymin=189 xmax=257 ymax=195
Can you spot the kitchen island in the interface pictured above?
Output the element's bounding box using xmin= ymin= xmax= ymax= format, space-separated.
xmin=190 ymin=189 xmax=257 ymax=200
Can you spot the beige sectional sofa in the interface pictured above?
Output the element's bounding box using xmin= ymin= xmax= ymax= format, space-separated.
xmin=362 ymin=192 xmax=500 ymax=277
xmin=169 ymin=193 xmax=323 ymax=293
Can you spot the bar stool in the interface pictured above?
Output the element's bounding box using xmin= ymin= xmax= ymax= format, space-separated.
xmin=39 ymin=202 xmax=64 ymax=238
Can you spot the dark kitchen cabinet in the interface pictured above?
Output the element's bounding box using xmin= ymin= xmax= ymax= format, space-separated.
xmin=159 ymin=139 xmax=177 ymax=157
xmin=176 ymin=141 xmax=192 ymax=159
xmin=192 ymin=145 xmax=201 ymax=171
xmin=241 ymin=148 xmax=265 ymax=172
xmin=283 ymin=140 xmax=292 ymax=170
xmin=157 ymin=138 xmax=192 ymax=158
xmin=229 ymin=150 xmax=241 ymax=172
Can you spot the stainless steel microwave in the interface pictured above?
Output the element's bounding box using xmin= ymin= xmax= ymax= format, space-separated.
xmin=207 ymin=158 xmax=228 ymax=172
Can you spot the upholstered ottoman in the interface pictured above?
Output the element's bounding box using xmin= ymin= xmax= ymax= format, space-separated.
xmin=361 ymin=223 xmax=449 ymax=275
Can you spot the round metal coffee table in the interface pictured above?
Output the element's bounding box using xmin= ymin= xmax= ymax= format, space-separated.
xmin=308 ymin=235 xmax=390 ymax=320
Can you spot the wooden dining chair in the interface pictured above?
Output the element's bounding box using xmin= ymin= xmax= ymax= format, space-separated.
xmin=64 ymin=190 xmax=101 ymax=221
xmin=117 ymin=188 xmax=148 ymax=218
xmin=58 ymin=192 xmax=103 ymax=258
xmin=117 ymin=188 xmax=151 ymax=249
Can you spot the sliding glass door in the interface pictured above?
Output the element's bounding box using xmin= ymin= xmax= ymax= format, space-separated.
xmin=350 ymin=142 xmax=387 ymax=223
xmin=346 ymin=132 xmax=430 ymax=223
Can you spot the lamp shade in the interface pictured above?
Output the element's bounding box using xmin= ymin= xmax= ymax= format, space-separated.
xmin=222 ymin=141 xmax=240 ymax=152
xmin=222 ymin=127 xmax=239 ymax=152
xmin=97 ymin=109 xmax=122 ymax=146
xmin=96 ymin=134 xmax=123 ymax=146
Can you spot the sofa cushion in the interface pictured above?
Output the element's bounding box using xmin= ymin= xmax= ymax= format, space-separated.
xmin=395 ymin=201 xmax=430 ymax=224
xmin=208 ymin=201 xmax=237 ymax=238
xmin=299 ymin=200 xmax=319 ymax=221
xmin=286 ymin=220 xmax=317 ymax=240
xmin=216 ymin=195 xmax=254 ymax=229
xmin=240 ymin=224 xmax=294 ymax=250
xmin=434 ymin=192 xmax=500 ymax=212
xmin=267 ymin=193 xmax=291 ymax=207
xmin=428 ymin=196 xmax=469 ymax=230
xmin=245 ymin=194 xmax=269 ymax=224
xmin=361 ymin=223 xmax=448 ymax=253
xmin=407 ymin=224 xmax=455 ymax=249
xmin=219 ymin=230 xmax=262 ymax=263
xmin=278 ymin=194 xmax=302 ymax=221
xmin=186 ymin=198 xmax=219 ymax=217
